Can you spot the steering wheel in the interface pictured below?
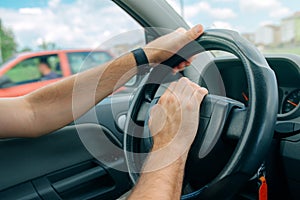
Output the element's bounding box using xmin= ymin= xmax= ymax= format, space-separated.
xmin=123 ymin=29 xmax=278 ymax=199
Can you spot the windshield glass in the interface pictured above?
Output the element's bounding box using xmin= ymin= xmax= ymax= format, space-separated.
xmin=167 ymin=0 xmax=300 ymax=55
xmin=0 ymin=0 xmax=144 ymax=63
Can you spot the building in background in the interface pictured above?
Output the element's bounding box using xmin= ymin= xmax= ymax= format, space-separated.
xmin=245 ymin=11 xmax=300 ymax=48
xmin=254 ymin=25 xmax=280 ymax=46
xmin=280 ymin=12 xmax=300 ymax=44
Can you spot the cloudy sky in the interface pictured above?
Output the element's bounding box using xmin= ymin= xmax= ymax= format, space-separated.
xmin=169 ymin=0 xmax=299 ymax=30
xmin=0 ymin=0 xmax=298 ymax=50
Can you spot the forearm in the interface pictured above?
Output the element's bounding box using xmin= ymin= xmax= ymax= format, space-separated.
xmin=26 ymin=52 xmax=138 ymax=136
xmin=0 ymin=52 xmax=137 ymax=138
xmin=128 ymin=153 xmax=188 ymax=200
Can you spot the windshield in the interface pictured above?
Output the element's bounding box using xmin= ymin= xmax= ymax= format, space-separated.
xmin=167 ymin=0 xmax=300 ymax=56
xmin=0 ymin=0 xmax=144 ymax=63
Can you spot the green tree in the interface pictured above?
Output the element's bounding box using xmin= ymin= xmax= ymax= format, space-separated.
xmin=0 ymin=19 xmax=17 ymax=63
xmin=38 ymin=40 xmax=57 ymax=50
xmin=19 ymin=47 xmax=32 ymax=52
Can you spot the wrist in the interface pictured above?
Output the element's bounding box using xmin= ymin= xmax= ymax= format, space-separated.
xmin=143 ymin=46 xmax=171 ymax=67
xmin=131 ymin=48 xmax=151 ymax=74
xmin=143 ymin=48 xmax=156 ymax=64
xmin=143 ymin=47 xmax=175 ymax=66
xmin=143 ymin=47 xmax=166 ymax=66
xmin=144 ymin=149 xmax=188 ymax=173
xmin=144 ymin=142 xmax=189 ymax=172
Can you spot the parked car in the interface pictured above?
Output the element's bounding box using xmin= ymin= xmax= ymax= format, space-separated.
xmin=0 ymin=49 xmax=113 ymax=97
xmin=0 ymin=0 xmax=300 ymax=200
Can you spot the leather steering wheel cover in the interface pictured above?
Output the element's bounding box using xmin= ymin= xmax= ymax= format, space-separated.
xmin=124 ymin=29 xmax=278 ymax=199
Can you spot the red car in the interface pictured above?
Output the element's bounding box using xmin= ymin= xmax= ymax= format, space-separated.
xmin=0 ymin=49 xmax=113 ymax=97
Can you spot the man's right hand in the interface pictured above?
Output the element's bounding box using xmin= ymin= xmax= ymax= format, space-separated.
xmin=149 ymin=77 xmax=208 ymax=160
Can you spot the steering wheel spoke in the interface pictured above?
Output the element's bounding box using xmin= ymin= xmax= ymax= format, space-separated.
xmin=225 ymin=105 xmax=248 ymax=140
xmin=196 ymin=94 xmax=245 ymax=159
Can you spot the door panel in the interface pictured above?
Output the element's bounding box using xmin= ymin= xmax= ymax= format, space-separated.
xmin=0 ymin=95 xmax=133 ymax=199
xmin=0 ymin=124 xmax=131 ymax=199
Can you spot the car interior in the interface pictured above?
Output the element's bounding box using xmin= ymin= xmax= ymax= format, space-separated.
xmin=0 ymin=0 xmax=300 ymax=199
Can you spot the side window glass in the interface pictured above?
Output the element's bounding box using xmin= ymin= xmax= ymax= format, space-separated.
xmin=67 ymin=51 xmax=112 ymax=74
xmin=3 ymin=55 xmax=61 ymax=87
xmin=5 ymin=58 xmax=41 ymax=85
xmin=0 ymin=0 xmax=145 ymax=94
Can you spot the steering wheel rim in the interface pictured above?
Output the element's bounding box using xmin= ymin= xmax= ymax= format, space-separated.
xmin=124 ymin=29 xmax=278 ymax=199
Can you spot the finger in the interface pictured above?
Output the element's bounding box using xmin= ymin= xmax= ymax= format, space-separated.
xmin=149 ymin=104 xmax=167 ymax=136
xmin=186 ymin=24 xmax=204 ymax=41
xmin=190 ymin=87 xmax=206 ymax=111
xmin=191 ymin=82 xmax=209 ymax=97
xmin=180 ymin=82 xmax=204 ymax=114
xmin=175 ymin=57 xmax=194 ymax=72
xmin=181 ymin=81 xmax=195 ymax=101
xmin=190 ymin=82 xmax=208 ymax=103
xmin=186 ymin=56 xmax=195 ymax=64
xmin=167 ymin=81 xmax=177 ymax=92
xmin=176 ymin=62 xmax=186 ymax=72
xmin=199 ymin=87 xmax=209 ymax=96
xmin=185 ymin=60 xmax=191 ymax=66
xmin=189 ymin=81 xmax=201 ymax=91
xmin=158 ymin=82 xmax=178 ymax=114
xmin=173 ymin=61 xmax=188 ymax=74
xmin=174 ymin=77 xmax=190 ymax=95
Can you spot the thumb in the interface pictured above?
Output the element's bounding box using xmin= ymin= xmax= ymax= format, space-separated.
xmin=186 ymin=24 xmax=204 ymax=41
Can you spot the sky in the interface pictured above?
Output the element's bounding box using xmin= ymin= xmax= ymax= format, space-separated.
xmin=0 ymin=0 xmax=299 ymax=50
xmin=169 ymin=0 xmax=299 ymax=31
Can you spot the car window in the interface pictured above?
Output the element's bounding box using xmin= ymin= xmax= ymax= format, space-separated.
xmin=0 ymin=0 xmax=145 ymax=94
xmin=67 ymin=51 xmax=112 ymax=74
xmin=6 ymin=58 xmax=41 ymax=83
xmin=4 ymin=54 xmax=61 ymax=86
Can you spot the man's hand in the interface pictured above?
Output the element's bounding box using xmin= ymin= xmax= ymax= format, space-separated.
xmin=149 ymin=77 xmax=208 ymax=161
xmin=128 ymin=78 xmax=207 ymax=200
xmin=144 ymin=24 xmax=204 ymax=71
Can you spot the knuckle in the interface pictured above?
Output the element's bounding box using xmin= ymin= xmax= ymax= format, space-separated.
xmin=158 ymin=94 xmax=167 ymax=104
xmin=187 ymin=30 xmax=197 ymax=41
xmin=168 ymin=82 xmax=177 ymax=91
xmin=190 ymin=81 xmax=199 ymax=88
xmin=169 ymin=82 xmax=177 ymax=87
xmin=200 ymin=87 xmax=208 ymax=95
xmin=176 ymin=27 xmax=187 ymax=33
xmin=179 ymin=77 xmax=189 ymax=83
xmin=167 ymin=93 xmax=177 ymax=104
xmin=196 ymin=93 xmax=204 ymax=103
xmin=185 ymin=101 xmax=194 ymax=111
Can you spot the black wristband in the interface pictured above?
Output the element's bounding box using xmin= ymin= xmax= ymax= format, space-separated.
xmin=131 ymin=48 xmax=151 ymax=75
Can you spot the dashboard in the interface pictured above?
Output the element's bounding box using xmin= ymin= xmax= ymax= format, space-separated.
xmin=199 ymin=54 xmax=300 ymax=198
xmin=208 ymin=55 xmax=300 ymax=118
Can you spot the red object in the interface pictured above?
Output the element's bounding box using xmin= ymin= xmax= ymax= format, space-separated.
xmin=259 ymin=176 xmax=268 ymax=200
xmin=0 ymin=49 xmax=116 ymax=97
